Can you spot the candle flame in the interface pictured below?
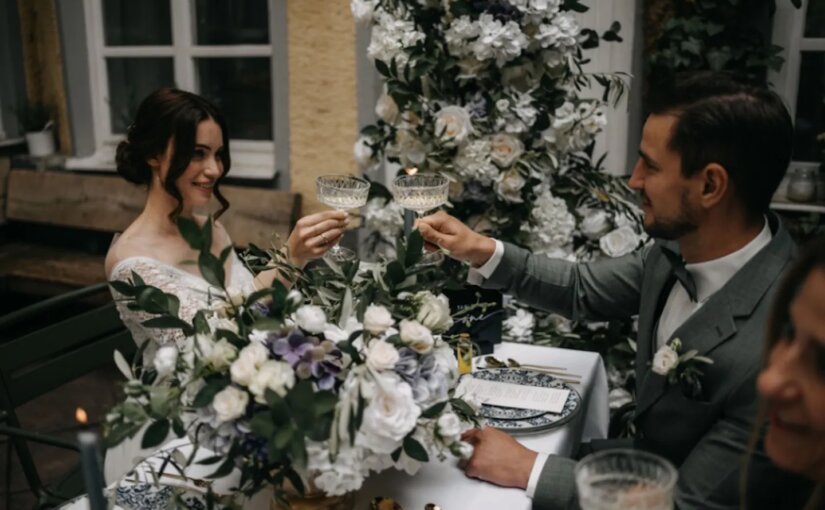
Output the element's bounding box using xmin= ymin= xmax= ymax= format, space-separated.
xmin=405 ymin=166 xmax=418 ymax=175
xmin=75 ymin=407 xmax=88 ymax=425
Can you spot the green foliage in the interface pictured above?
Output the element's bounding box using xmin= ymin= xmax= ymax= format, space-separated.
xmin=647 ymin=0 xmax=799 ymax=86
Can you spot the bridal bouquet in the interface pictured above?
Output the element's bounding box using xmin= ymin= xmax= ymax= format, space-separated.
xmin=105 ymin=218 xmax=478 ymax=503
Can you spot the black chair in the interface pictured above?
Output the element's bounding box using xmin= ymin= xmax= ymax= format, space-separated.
xmin=0 ymin=283 xmax=134 ymax=508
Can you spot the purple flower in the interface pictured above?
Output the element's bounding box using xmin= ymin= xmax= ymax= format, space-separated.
xmin=271 ymin=330 xmax=343 ymax=390
xmin=272 ymin=330 xmax=314 ymax=366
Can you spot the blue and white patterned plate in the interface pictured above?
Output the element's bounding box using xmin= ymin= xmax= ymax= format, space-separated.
xmin=468 ymin=367 xmax=582 ymax=435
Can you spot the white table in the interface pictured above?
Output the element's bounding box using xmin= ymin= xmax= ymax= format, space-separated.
xmin=354 ymin=342 xmax=609 ymax=510
xmin=63 ymin=343 xmax=608 ymax=510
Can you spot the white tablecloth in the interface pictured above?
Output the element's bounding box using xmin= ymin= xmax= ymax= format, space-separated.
xmin=64 ymin=342 xmax=608 ymax=510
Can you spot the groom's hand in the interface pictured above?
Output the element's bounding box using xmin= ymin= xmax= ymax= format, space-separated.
xmin=417 ymin=212 xmax=496 ymax=267
xmin=461 ymin=427 xmax=537 ymax=489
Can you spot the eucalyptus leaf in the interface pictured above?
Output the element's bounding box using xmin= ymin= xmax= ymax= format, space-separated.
xmin=141 ymin=419 xmax=170 ymax=449
xmin=177 ymin=217 xmax=203 ymax=250
xmin=199 ymin=251 xmax=226 ymax=289
xmin=113 ymin=350 xmax=134 ymax=380
xmin=109 ymin=280 xmax=137 ymax=296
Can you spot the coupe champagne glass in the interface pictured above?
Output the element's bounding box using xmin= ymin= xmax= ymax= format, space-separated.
xmin=316 ymin=175 xmax=371 ymax=263
xmin=575 ymin=449 xmax=677 ymax=510
xmin=391 ymin=173 xmax=449 ymax=266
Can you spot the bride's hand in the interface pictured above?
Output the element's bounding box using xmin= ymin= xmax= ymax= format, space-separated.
xmin=287 ymin=210 xmax=349 ymax=267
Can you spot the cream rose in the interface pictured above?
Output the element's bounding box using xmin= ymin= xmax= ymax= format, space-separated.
xmin=436 ymin=412 xmax=462 ymax=442
xmin=399 ymin=319 xmax=434 ymax=354
xmin=364 ymin=304 xmax=395 ymax=335
xmin=434 ymin=105 xmax=472 ymax=144
xmin=366 ymin=339 xmax=400 ymax=371
xmin=375 ymin=93 xmax=400 ymax=124
xmin=294 ymin=305 xmax=327 ymax=334
xmin=415 ymin=291 xmax=453 ymax=333
xmin=249 ymin=360 xmax=296 ymax=403
xmin=489 ymin=133 xmax=524 ymax=167
xmin=354 ymin=137 xmax=375 ymax=168
xmin=599 ymin=225 xmax=640 ymax=258
xmin=197 ymin=335 xmax=238 ymax=370
xmin=212 ymin=386 xmax=249 ymax=423
xmin=230 ymin=356 xmax=257 ymax=387
xmin=495 ymin=169 xmax=526 ymax=203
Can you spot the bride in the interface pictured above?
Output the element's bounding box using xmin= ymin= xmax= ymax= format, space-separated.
xmin=103 ymin=88 xmax=346 ymax=484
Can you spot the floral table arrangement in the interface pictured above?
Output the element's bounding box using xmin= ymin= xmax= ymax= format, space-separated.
xmin=105 ymin=219 xmax=479 ymax=508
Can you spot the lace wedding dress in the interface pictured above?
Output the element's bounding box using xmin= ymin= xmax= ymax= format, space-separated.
xmin=104 ymin=251 xmax=256 ymax=485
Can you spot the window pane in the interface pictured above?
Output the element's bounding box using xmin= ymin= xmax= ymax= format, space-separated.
xmin=194 ymin=0 xmax=269 ymax=45
xmin=196 ymin=58 xmax=272 ymax=140
xmin=793 ymin=52 xmax=825 ymax=162
xmin=102 ymin=0 xmax=171 ymax=46
xmin=107 ymin=58 xmax=174 ymax=134
xmin=804 ymin=0 xmax=825 ymax=38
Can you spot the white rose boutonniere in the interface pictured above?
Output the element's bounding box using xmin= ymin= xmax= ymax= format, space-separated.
xmin=652 ymin=338 xmax=714 ymax=399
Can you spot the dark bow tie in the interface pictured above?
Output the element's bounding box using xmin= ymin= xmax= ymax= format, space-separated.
xmin=660 ymin=246 xmax=698 ymax=303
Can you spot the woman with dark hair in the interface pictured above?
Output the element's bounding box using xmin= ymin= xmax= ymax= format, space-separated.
xmin=103 ymin=88 xmax=347 ymax=483
xmin=753 ymin=236 xmax=825 ymax=509
xmin=105 ymin=88 xmax=346 ymax=359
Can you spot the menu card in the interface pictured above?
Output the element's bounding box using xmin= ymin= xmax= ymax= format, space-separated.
xmin=457 ymin=377 xmax=570 ymax=414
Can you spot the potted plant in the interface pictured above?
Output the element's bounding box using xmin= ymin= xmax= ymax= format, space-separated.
xmin=15 ymin=101 xmax=55 ymax=157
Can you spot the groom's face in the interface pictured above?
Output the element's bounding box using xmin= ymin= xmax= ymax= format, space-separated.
xmin=628 ymin=114 xmax=701 ymax=240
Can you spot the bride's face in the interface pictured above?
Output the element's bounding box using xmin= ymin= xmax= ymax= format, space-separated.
xmin=155 ymin=118 xmax=225 ymax=211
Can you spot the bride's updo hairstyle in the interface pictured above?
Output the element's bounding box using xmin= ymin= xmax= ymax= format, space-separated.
xmin=115 ymin=88 xmax=231 ymax=218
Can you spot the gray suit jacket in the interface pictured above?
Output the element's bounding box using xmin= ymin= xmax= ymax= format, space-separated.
xmin=481 ymin=213 xmax=811 ymax=509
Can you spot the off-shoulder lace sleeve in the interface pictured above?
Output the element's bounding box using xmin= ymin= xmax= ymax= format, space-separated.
xmin=108 ymin=257 xmax=220 ymax=363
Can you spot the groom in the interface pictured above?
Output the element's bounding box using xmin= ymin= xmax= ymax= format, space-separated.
xmin=418 ymin=72 xmax=813 ymax=509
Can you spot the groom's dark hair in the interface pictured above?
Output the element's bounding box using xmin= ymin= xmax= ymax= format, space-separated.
xmin=648 ymin=71 xmax=793 ymax=220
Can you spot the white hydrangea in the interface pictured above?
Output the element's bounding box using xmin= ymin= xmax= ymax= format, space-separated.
xmin=350 ymin=0 xmax=377 ymax=24
xmin=535 ymin=13 xmax=579 ymax=51
xmin=504 ymin=308 xmax=535 ymax=340
xmin=522 ymin=190 xmax=576 ymax=255
xmin=307 ymin=441 xmax=367 ymax=496
xmin=471 ymin=14 xmax=528 ymax=67
xmin=367 ymin=10 xmax=426 ymax=69
xmin=363 ymin=197 xmax=405 ymax=242
xmin=444 ymin=15 xmax=479 ymax=57
xmin=453 ymin=139 xmax=499 ymax=185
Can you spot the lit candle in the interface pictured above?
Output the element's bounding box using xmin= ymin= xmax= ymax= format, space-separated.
xmin=76 ymin=408 xmax=107 ymax=510
xmin=403 ymin=167 xmax=418 ymax=235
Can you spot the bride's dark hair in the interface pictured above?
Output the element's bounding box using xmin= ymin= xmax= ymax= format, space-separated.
xmin=115 ymin=88 xmax=231 ymax=218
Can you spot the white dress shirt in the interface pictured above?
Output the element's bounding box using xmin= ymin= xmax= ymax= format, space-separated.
xmin=467 ymin=218 xmax=772 ymax=498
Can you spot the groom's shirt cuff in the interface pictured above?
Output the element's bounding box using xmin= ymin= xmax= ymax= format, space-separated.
xmin=526 ymin=453 xmax=549 ymax=498
xmin=467 ymin=239 xmax=504 ymax=285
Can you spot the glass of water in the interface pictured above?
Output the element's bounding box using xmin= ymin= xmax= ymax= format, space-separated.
xmin=316 ymin=175 xmax=370 ymax=263
xmin=391 ymin=173 xmax=449 ymax=266
xmin=575 ymin=449 xmax=677 ymax=510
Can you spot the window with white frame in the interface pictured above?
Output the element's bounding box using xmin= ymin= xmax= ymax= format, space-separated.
xmin=771 ymin=0 xmax=825 ymax=164
xmin=79 ymin=0 xmax=277 ymax=178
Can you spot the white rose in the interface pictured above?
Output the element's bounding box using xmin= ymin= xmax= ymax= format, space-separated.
xmin=248 ymin=360 xmax=296 ymax=403
xmin=399 ymin=319 xmax=434 ymax=354
xmin=208 ymin=316 xmax=239 ymax=335
xmin=495 ymin=169 xmax=526 ymax=204
xmin=599 ymin=226 xmax=640 ymax=258
xmin=212 ymin=386 xmax=249 ymax=423
xmin=434 ymin=105 xmax=472 ymax=144
xmin=436 ymin=412 xmax=462 ymax=442
xmin=455 ymin=441 xmax=474 ymax=459
xmin=358 ymin=375 xmax=421 ymax=453
xmin=230 ymin=356 xmax=258 ymax=387
xmin=415 ymin=292 xmax=453 ymax=333
xmin=354 ymin=137 xmax=375 ymax=168
xmin=580 ymin=209 xmax=612 ymax=240
xmin=294 ymin=305 xmax=327 ymax=334
xmin=652 ymin=344 xmax=679 ymax=376
xmin=197 ymin=335 xmax=238 ymax=370
xmin=503 ymin=308 xmax=534 ymax=339
xmin=287 ymin=289 xmax=303 ymax=306
xmin=366 ymin=339 xmax=400 ymax=371
xmin=495 ymin=98 xmax=510 ymax=112
xmin=364 ymin=304 xmax=395 ymax=335
xmin=153 ymin=345 xmax=178 ymax=378
xmin=375 ymin=93 xmax=399 ymax=124
xmin=489 ymin=133 xmax=524 ymax=167
xmin=239 ymin=342 xmax=269 ymax=367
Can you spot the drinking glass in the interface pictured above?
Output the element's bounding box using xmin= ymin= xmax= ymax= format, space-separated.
xmin=391 ymin=173 xmax=449 ymax=266
xmin=316 ymin=175 xmax=371 ymax=263
xmin=575 ymin=449 xmax=677 ymax=510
